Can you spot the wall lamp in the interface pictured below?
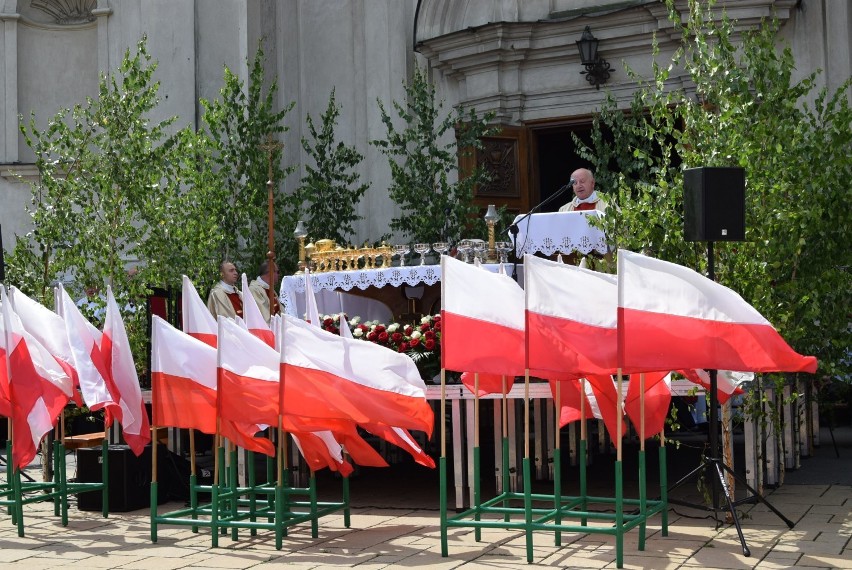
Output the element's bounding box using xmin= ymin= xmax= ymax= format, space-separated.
xmin=576 ymin=26 xmax=611 ymax=89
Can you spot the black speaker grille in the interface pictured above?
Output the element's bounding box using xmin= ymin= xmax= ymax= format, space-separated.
xmin=683 ymin=167 xmax=745 ymax=242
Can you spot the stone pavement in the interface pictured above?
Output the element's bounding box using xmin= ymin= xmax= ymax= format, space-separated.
xmin=1 ymin=426 xmax=850 ymax=569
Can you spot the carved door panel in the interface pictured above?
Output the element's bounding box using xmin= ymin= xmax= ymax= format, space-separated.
xmin=467 ymin=125 xmax=530 ymax=219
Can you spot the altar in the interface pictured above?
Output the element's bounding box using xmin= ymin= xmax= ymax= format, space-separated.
xmin=279 ymin=263 xmax=514 ymax=322
xmin=280 ymin=212 xmax=607 ymax=320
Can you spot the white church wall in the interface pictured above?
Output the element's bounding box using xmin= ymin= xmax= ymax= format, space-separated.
xmin=279 ymin=0 xmax=416 ymax=245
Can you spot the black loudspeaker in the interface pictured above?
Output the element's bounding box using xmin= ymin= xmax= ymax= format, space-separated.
xmin=683 ymin=167 xmax=745 ymax=242
xmin=77 ymin=444 xmax=155 ymax=512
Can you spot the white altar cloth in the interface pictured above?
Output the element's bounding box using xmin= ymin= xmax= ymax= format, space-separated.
xmin=509 ymin=211 xmax=607 ymax=256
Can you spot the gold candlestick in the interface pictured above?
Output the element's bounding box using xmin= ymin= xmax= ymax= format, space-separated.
xmin=484 ymin=204 xmax=499 ymax=263
xmin=293 ymin=220 xmax=308 ymax=274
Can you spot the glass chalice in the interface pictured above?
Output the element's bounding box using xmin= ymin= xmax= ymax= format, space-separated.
xmin=393 ymin=244 xmax=409 ymax=267
xmin=494 ymin=241 xmax=511 ymax=264
xmin=456 ymin=239 xmax=473 ymax=263
xmin=413 ymin=243 xmax=431 ymax=266
xmin=470 ymin=239 xmax=487 ymax=263
xmin=432 ymin=242 xmax=449 ymax=261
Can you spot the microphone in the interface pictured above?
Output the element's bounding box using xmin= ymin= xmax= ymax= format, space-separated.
xmin=568 ymin=178 xmax=576 ymax=187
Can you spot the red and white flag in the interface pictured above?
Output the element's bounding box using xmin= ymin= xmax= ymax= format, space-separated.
xmin=280 ymin=314 xmax=433 ymax=434
xmin=150 ymin=315 xmax=217 ymax=433
xmin=441 ymin=255 xmax=524 ymax=377
xmin=337 ymin=314 xmax=434 ymax=468
xmin=617 ymin=249 xmax=817 ymax=374
xmin=241 ymin=273 xmax=274 ymax=348
xmin=182 ymin=275 xmax=217 ymax=347
xmin=10 ymin=287 xmax=82 ymax=405
xmin=217 ymin=316 xmax=277 ymax=455
xmin=102 ymin=287 xmax=150 ymax=456
xmin=525 ymin=255 xmax=619 ymax=377
xmin=2 ymin=286 xmax=71 ymax=469
xmin=58 ymin=284 xmax=121 ymax=421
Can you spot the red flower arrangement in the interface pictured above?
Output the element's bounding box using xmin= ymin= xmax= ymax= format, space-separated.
xmin=320 ymin=313 xmax=442 ymax=380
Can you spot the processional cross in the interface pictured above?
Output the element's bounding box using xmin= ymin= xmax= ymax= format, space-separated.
xmin=258 ymin=133 xmax=284 ymax=313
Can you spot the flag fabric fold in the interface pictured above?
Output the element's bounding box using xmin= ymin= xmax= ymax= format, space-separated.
xmin=58 ymin=284 xmax=121 ymax=421
xmin=548 ymin=379 xmax=594 ymax=428
xmin=583 ymin=374 xmax=627 ymax=439
xmin=624 ymin=371 xmax=672 ymax=437
xmin=679 ymin=368 xmax=748 ymax=405
xmin=291 ymin=431 xmax=354 ymax=477
xmin=617 ymin=249 xmax=817 ymax=374
xmin=460 ymin=371 xmax=511 ymax=399
xmin=102 ymin=287 xmax=151 ymax=456
xmin=150 ymin=316 xmax=217 ymax=433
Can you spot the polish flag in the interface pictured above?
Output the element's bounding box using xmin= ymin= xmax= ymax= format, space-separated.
xmin=10 ymin=287 xmax=82 ymax=406
xmin=58 ymin=284 xmax=121 ymax=423
xmin=441 ymin=255 xmax=524 ymax=377
xmin=525 ymin=255 xmax=618 ymax=377
xmin=330 ymin=311 xmax=433 ymax=469
xmin=150 ymin=315 xmax=217 ymax=433
xmin=241 ymin=273 xmax=274 ymax=348
xmin=617 ymin=249 xmax=817 ymax=374
xmin=280 ymin=314 xmax=433 ymax=435
xmin=101 ymin=287 xmax=150 ymax=456
xmin=2 ymin=286 xmax=71 ymax=469
xmin=182 ymin=275 xmax=217 ymax=347
xmin=217 ymin=316 xmax=277 ymax=455
xmin=679 ymin=368 xmax=749 ymax=405
xmin=624 ymin=371 xmax=672 ymax=437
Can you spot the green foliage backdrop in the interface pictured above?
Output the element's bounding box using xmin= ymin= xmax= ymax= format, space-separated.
xmin=581 ymin=0 xmax=850 ymax=378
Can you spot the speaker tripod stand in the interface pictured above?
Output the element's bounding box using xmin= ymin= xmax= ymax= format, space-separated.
xmin=665 ymin=242 xmax=794 ymax=557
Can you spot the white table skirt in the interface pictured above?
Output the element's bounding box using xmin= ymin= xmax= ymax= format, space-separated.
xmin=509 ymin=211 xmax=608 ymax=256
xmin=279 ymin=263 xmax=514 ymax=318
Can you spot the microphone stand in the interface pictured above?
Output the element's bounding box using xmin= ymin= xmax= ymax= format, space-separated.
xmin=504 ymin=183 xmax=574 ymax=282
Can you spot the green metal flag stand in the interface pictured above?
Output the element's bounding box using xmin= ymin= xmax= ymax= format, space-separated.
xmin=439 ymin=371 xmax=669 ymax=568
xmin=0 ymin=416 xmax=109 ymax=536
xmin=150 ymin=424 xmax=350 ymax=548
